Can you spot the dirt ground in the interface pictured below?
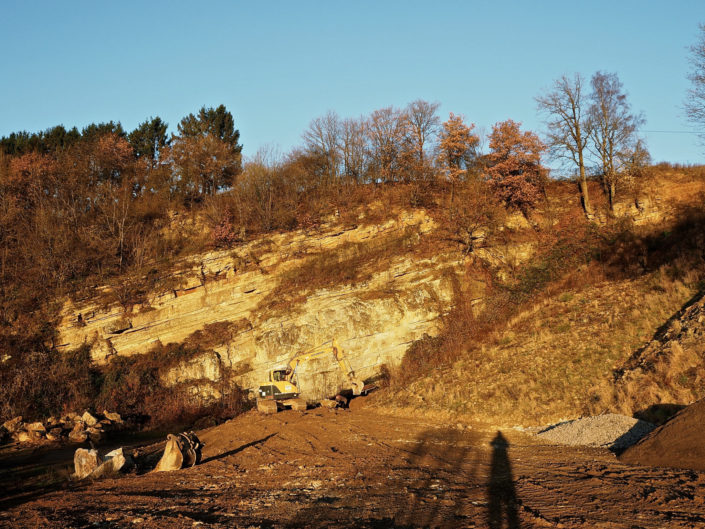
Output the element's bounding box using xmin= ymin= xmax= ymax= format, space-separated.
xmin=2 ymin=402 xmax=705 ymax=529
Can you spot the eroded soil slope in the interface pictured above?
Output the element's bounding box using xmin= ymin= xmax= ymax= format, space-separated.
xmin=2 ymin=404 xmax=705 ymax=528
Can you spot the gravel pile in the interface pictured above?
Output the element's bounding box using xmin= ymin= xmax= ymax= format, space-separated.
xmin=536 ymin=414 xmax=655 ymax=451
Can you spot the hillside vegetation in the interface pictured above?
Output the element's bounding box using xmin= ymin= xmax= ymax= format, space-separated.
xmin=1 ymin=98 xmax=704 ymax=429
xmin=385 ymin=168 xmax=705 ymax=425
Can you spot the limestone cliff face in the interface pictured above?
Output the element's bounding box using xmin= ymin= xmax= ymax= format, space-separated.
xmin=54 ymin=188 xmax=676 ymax=402
xmin=56 ymin=211 xmax=464 ymax=398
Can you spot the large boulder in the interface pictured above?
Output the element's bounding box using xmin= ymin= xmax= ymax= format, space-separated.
xmin=74 ymin=448 xmax=100 ymax=479
xmin=81 ymin=411 xmax=98 ymax=427
xmin=68 ymin=423 xmax=88 ymax=443
xmin=74 ymin=447 xmax=130 ymax=480
xmin=25 ymin=422 xmax=46 ymax=433
xmin=2 ymin=416 xmax=23 ymax=434
xmin=90 ymin=448 xmax=129 ymax=478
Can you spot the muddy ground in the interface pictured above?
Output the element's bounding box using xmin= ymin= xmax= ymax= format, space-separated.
xmin=1 ymin=403 xmax=705 ymax=528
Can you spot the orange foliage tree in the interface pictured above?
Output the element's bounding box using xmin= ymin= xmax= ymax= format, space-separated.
xmin=8 ymin=151 xmax=57 ymax=204
xmin=485 ymin=119 xmax=547 ymax=215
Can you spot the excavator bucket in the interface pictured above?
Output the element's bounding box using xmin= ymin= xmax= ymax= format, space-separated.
xmin=351 ymin=378 xmax=365 ymax=396
xmin=154 ymin=432 xmax=203 ymax=472
xmin=154 ymin=434 xmax=183 ymax=472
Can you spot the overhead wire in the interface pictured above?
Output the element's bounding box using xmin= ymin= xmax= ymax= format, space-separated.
xmin=640 ymin=129 xmax=704 ymax=133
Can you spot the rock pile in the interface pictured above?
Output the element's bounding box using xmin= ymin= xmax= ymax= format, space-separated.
xmin=1 ymin=410 xmax=125 ymax=446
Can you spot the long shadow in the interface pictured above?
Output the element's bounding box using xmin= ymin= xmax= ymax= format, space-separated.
xmin=201 ymin=433 xmax=277 ymax=464
xmin=487 ymin=431 xmax=520 ymax=529
xmin=610 ymin=420 xmax=657 ymax=456
xmin=0 ymin=443 xmax=78 ymax=510
xmin=281 ymin=427 xmax=486 ymax=528
xmin=274 ymin=427 xmax=527 ymax=528
xmin=393 ymin=427 xmax=483 ymax=528
xmin=634 ymin=403 xmax=686 ymax=425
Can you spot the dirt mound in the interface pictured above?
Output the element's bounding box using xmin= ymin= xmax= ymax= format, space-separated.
xmin=619 ymin=397 xmax=705 ymax=470
xmin=535 ymin=414 xmax=654 ymax=451
xmin=609 ymin=290 xmax=705 ymax=418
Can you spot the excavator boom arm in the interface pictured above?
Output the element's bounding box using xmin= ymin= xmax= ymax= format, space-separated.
xmin=285 ymin=339 xmax=364 ymax=395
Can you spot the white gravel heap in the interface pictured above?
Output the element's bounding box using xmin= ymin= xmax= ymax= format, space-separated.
xmin=536 ymin=413 xmax=655 ymax=451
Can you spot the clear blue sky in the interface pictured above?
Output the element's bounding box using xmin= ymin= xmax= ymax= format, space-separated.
xmin=1 ymin=1 xmax=703 ymax=170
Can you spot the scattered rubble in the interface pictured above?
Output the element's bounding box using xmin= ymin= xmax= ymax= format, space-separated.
xmin=1 ymin=410 xmax=126 ymax=446
xmin=535 ymin=413 xmax=655 ymax=451
xmin=2 ymin=416 xmax=23 ymax=434
xmin=4 ymin=408 xmax=703 ymax=528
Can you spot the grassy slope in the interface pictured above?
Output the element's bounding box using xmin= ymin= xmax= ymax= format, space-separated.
xmin=393 ymin=275 xmax=698 ymax=426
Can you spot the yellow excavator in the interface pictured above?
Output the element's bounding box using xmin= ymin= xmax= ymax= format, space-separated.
xmin=256 ymin=339 xmax=365 ymax=414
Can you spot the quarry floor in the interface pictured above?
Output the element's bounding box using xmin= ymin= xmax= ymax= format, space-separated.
xmin=1 ymin=402 xmax=705 ymax=529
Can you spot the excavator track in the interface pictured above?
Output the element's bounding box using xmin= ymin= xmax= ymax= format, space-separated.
xmin=257 ymin=399 xmax=279 ymax=415
xmin=287 ymin=398 xmax=308 ymax=411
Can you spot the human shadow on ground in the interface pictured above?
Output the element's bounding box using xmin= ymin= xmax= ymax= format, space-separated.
xmin=487 ymin=431 xmax=520 ymax=529
xmin=280 ymin=427 xmax=524 ymax=528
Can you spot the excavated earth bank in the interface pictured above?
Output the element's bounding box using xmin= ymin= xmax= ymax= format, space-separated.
xmin=619 ymin=397 xmax=705 ymax=471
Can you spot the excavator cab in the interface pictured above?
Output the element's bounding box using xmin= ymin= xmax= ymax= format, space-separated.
xmin=257 ymin=367 xmax=304 ymax=414
xmin=270 ymin=369 xmax=289 ymax=382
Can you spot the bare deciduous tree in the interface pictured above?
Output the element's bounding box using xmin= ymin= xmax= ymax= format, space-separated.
xmin=404 ymin=100 xmax=440 ymax=179
xmin=366 ymin=106 xmax=406 ymax=182
xmin=686 ymin=23 xmax=705 ymax=144
xmin=588 ymin=72 xmax=645 ymax=210
xmin=340 ymin=117 xmax=368 ymax=185
xmin=536 ymin=74 xmax=593 ymax=216
xmin=302 ymin=111 xmax=342 ymax=186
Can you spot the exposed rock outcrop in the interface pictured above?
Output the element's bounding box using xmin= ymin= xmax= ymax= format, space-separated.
xmin=56 ymin=212 xmax=469 ymax=397
xmin=609 ymin=290 xmax=705 ymax=418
